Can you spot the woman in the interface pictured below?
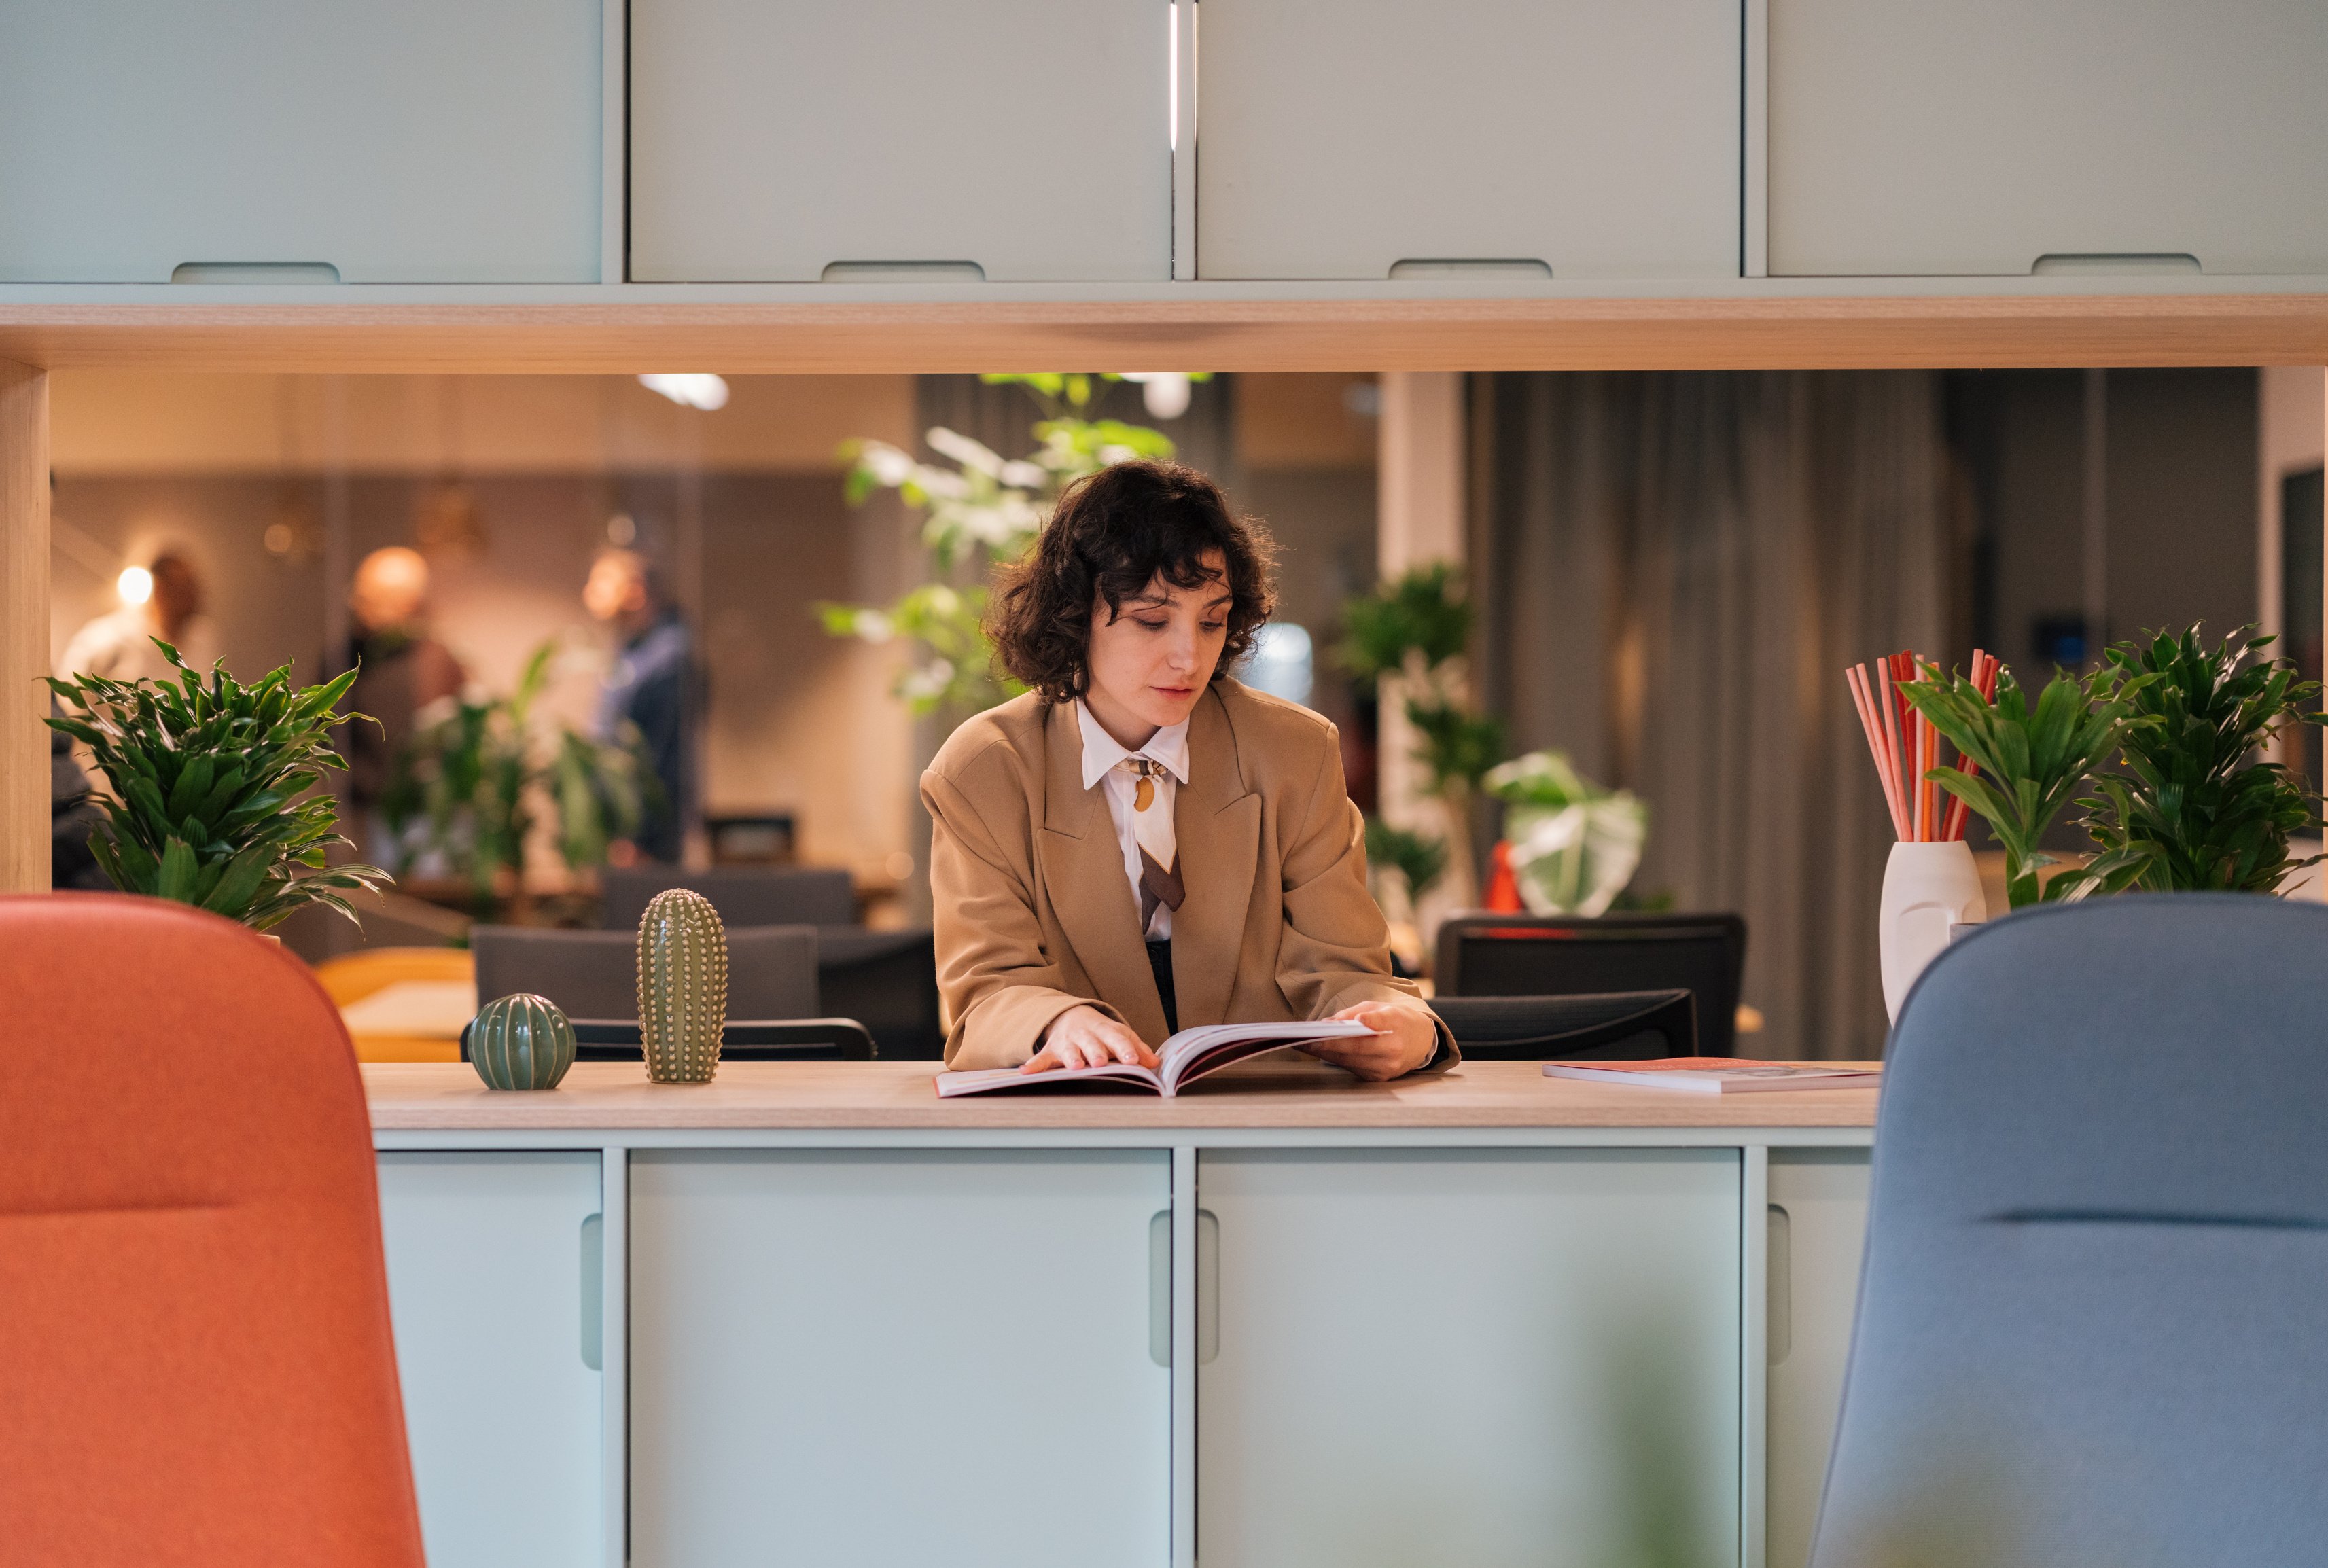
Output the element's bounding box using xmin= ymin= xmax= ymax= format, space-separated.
xmin=922 ymin=460 xmax=1452 ymax=1079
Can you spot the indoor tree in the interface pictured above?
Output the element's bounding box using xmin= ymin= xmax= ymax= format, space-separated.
xmin=820 ymin=373 xmax=1203 ymax=719
xmin=1339 ymin=563 xmax=1506 ymax=906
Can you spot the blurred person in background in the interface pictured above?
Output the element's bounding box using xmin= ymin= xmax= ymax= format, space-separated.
xmin=583 ymin=548 xmax=696 ymax=865
xmin=50 ymin=700 xmax=109 ymax=891
xmin=58 ymin=550 xmax=217 ymax=682
xmin=340 ymin=546 xmax=466 ymax=853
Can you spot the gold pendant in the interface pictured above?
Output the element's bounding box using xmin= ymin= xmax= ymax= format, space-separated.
xmin=1134 ymin=775 xmax=1156 ymax=812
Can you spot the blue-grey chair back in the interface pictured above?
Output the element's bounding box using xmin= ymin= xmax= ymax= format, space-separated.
xmin=599 ymin=866 xmax=858 ymax=931
xmin=472 ymin=923 xmax=818 ymax=1022
xmin=1811 ymin=895 xmax=2328 ymax=1568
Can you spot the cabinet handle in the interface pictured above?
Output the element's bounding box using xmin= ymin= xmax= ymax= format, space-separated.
xmin=580 ymin=1213 xmax=604 ymax=1372
xmin=1767 ymin=1204 xmax=1792 ymax=1367
xmin=1149 ymin=1210 xmax=1172 ymax=1368
xmin=1197 ymin=1209 xmax=1220 ymax=1366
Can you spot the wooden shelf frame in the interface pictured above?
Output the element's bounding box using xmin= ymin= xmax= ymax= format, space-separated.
xmin=5 ymin=285 xmax=2328 ymax=374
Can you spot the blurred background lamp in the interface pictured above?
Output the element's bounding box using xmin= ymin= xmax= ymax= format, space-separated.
xmin=1121 ymin=372 xmax=1193 ymax=420
xmin=116 ymin=565 xmax=154 ymax=606
xmin=638 ymin=373 xmax=730 ymax=411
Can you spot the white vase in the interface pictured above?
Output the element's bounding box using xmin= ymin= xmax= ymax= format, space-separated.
xmin=1877 ymin=840 xmax=1986 ymax=1021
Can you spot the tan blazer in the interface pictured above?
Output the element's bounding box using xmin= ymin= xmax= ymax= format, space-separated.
xmin=922 ymin=679 xmax=1452 ymax=1070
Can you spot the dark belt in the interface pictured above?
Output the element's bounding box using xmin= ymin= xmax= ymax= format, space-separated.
xmin=1146 ymin=938 xmax=1179 ymax=1038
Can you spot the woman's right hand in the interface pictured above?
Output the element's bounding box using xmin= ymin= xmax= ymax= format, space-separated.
xmin=1023 ymin=1005 xmax=1159 ymax=1074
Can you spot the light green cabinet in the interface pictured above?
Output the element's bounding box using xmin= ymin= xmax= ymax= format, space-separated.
xmin=627 ymin=1149 xmax=1172 ymax=1567
xmin=1197 ymin=1149 xmax=1744 ymax=1568
xmin=0 ymin=0 xmax=602 ymax=283
xmin=376 ymin=1152 xmax=605 ymax=1568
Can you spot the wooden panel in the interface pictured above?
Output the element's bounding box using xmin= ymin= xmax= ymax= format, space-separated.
xmin=1766 ymin=1150 xmax=1871 ymax=1568
xmin=1771 ymin=0 xmax=2328 ymax=276
xmin=629 ymin=1150 xmax=1171 ymax=1567
xmin=376 ymin=1152 xmax=605 ymax=1568
xmin=361 ymin=1059 xmax=1884 ymax=1131
xmin=631 ymin=0 xmax=1167 ymax=282
xmin=0 ymin=359 xmax=46 ymax=893
xmin=1197 ymin=0 xmax=1736 ymax=280
xmin=0 ymin=0 xmax=601 ymax=283
xmin=7 ymin=293 xmax=2328 ymax=376
xmin=1197 ymin=1149 xmax=1741 ymax=1567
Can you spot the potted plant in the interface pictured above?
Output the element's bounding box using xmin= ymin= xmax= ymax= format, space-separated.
xmin=2075 ymin=624 xmax=2323 ymax=894
xmin=380 ymin=637 xmax=651 ymax=917
xmin=1900 ymin=660 xmax=2146 ymax=910
xmin=45 ymin=641 xmax=389 ymax=929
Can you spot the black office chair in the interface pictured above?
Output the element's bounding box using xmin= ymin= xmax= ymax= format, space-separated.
xmin=1434 ymin=912 xmax=1748 ymax=1057
xmin=815 ymin=927 xmax=945 ymax=1061
xmin=1428 ymin=990 xmax=1696 ymax=1061
xmin=598 ymin=866 xmax=858 ymax=931
xmin=461 ymin=1015 xmax=876 ymax=1063
xmin=472 ymin=923 xmax=819 ymax=1021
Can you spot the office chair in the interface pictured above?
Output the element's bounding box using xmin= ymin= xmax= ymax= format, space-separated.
xmin=1428 ymin=989 xmax=1695 ymax=1061
xmin=1434 ymin=912 xmax=1747 ymax=1056
xmin=599 ymin=865 xmax=858 ymax=931
xmin=1811 ymin=895 xmax=2328 ymax=1567
xmin=461 ymin=1015 xmax=877 ymax=1062
xmin=472 ymin=923 xmax=818 ymax=1020
xmin=816 ymin=927 xmax=945 ymax=1060
xmin=0 ymin=894 xmax=425 ymax=1567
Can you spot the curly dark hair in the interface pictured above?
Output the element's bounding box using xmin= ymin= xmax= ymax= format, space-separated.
xmin=989 ymin=461 xmax=1278 ymax=704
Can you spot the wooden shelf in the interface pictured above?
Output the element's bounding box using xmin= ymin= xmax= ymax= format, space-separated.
xmin=5 ymin=287 xmax=2328 ymax=374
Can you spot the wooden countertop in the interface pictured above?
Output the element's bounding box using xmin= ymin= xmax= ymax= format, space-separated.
xmin=363 ymin=1059 xmax=1880 ymax=1132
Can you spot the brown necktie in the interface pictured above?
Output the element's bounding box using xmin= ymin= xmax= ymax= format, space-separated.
xmin=1121 ymin=758 xmax=1184 ymax=916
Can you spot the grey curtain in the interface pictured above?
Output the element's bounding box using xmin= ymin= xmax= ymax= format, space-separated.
xmin=1472 ymin=372 xmax=1950 ymax=1058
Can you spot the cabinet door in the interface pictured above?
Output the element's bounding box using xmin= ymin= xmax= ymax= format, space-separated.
xmin=1196 ymin=0 xmax=1738 ymax=281
xmin=1766 ymin=1150 xmax=1871 ymax=1568
xmin=1770 ymin=0 xmax=2328 ymax=276
xmin=0 ymin=0 xmax=601 ymax=283
xmin=629 ymin=1150 xmax=1171 ymax=1567
xmin=376 ymin=1152 xmax=605 ymax=1568
xmin=1197 ymin=1150 xmax=1741 ymax=1568
xmin=631 ymin=0 xmax=1169 ymax=282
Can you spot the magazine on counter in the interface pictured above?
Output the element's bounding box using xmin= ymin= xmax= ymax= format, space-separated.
xmin=936 ymin=1018 xmax=1377 ymax=1097
xmin=1543 ymin=1057 xmax=1880 ymax=1094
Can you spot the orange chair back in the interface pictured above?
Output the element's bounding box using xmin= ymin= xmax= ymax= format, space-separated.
xmin=0 ymin=894 xmax=425 ymax=1567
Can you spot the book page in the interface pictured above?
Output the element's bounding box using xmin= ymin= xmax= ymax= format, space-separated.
xmin=935 ymin=1063 xmax=1163 ymax=1097
xmin=1158 ymin=1018 xmax=1375 ymax=1093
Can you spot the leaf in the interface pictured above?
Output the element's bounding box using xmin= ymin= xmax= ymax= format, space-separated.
xmin=202 ymin=842 xmax=277 ymax=919
xmin=155 ymin=838 xmax=199 ymax=904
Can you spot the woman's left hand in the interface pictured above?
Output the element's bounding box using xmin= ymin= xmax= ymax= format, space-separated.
xmin=1306 ymin=999 xmax=1441 ymax=1081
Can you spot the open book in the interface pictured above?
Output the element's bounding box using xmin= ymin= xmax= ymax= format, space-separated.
xmin=936 ymin=1018 xmax=1377 ymax=1097
xmin=1543 ymin=1057 xmax=1880 ymax=1094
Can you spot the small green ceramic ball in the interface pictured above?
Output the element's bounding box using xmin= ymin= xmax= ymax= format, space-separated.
xmin=470 ymin=993 xmax=576 ymax=1091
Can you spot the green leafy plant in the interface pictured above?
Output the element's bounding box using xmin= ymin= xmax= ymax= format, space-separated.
xmin=1337 ymin=561 xmax=1472 ymax=685
xmin=1364 ymin=819 xmax=1450 ymax=908
xmin=2076 ymin=624 xmax=2323 ymax=894
xmin=381 ymin=639 xmax=652 ymax=906
xmin=45 ymin=639 xmax=389 ymax=929
xmin=1338 ymin=565 xmax=1507 ymax=896
xmin=1482 ymin=750 xmax=1648 ymax=915
xmin=1901 ymin=660 xmax=2149 ymax=909
xmin=822 ymin=373 xmax=1202 ymax=717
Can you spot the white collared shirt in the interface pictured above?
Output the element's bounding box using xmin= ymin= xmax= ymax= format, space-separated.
xmin=1076 ymin=700 xmax=1190 ymax=940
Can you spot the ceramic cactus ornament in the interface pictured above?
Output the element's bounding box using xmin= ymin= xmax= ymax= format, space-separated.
xmin=638 ymin=887 xmax=728 ymax=1082
xmin=470 ymin=993 xmax=577 ymax=1090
